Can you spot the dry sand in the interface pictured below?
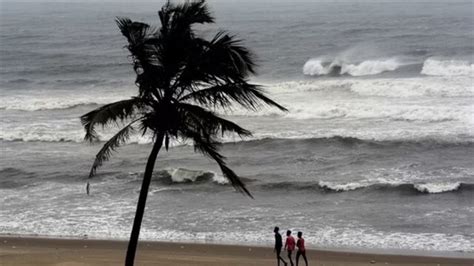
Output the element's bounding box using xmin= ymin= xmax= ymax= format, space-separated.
xmin=1 ymin=236 xmax=472 ymax=266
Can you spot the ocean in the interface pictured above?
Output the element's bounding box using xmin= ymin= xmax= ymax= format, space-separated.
xmin=1 ymin=0 xmax=473 ymax=253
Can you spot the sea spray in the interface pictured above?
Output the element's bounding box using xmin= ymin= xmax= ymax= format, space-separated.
xmin=303 ymin=57 xmax=403 ymax=76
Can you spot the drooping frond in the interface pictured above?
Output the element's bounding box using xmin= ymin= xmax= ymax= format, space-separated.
xmin=180 ymin=82 xmax=288 ymax=111
xmin=116 ymin=17 xmax=155 ymax=49
xmin=158 ymin=1 xmax=172 ymax=30
xmin=168 ymin=0 xmax=214 ymax=30
xmin=169 ymin=32 xmax=258 ymax=97
xmin=205 ymin=31 xmax=256 ymax=77
xmin=81 ymin=98 xmax=143 ymax=142
xmin=155 ymin=1 xmax=215 ymax=97
xmin=178 ymin=103 xmax=252 ymax=138
xmin=181 ymin=128 xmax=252 ymax=198
xmin=116 ymin=17 xmax=165 ymax=99
xmin=88 ymin=121 xmax=137 ymax=178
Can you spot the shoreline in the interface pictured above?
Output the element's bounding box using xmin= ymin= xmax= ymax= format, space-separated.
xmin=1 ymin=233 xmax=472 ymax=258
xmin=1 ymin=236 xmax=473 ymax=266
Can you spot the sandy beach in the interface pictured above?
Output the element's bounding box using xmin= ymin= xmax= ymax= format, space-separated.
xmin=1 ymin=236 xmax=472 ymax=266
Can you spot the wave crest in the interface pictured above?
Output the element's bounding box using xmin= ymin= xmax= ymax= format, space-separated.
xmin=303 ymin=57 xmax=402 ymax=76
xmin=152 ymin=168 xmax=228 ymax=185
xmin=259 ymin=180 xmax=473 ymax=194
xmin=0 ymin=92 xmax=130 ymax=111
xmin=421 ymin=58 xmax=473 ymax=77
xmin=413 ymin=182 xmax=462 ymax=194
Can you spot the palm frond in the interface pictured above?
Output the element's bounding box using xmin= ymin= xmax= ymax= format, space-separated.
xmin=116 ymin=17 xmax=163 ymax=88
xmin=88 ymin=120 xmax=137 ymax=178
xmin=206 ymin=31 xmax=256 ymax=77
xmin=158 ymin=1 xmax=172 ymax=30
xmin=178 ymin=103 xmax=252 ymax=137
xmin=170 ymin=0 xmax=214 ymax=29
xmin=81 ymin=98 xmax=143 ymax=142
xmin=180 ymin=82 xmax=287 ymax=112
xmin=116 ymin=17 xmax=155 ymax=48
xmin=169 ymin=32 xmax=258 ymax=97
xmin=181 ymin=128 xmax=252 ymax=198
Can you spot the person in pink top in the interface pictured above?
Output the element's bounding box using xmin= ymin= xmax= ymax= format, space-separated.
xmin=296 ymin=231 xmax=308 ymax=266
xmin=284 ymin=230 xmax=296 ymax=266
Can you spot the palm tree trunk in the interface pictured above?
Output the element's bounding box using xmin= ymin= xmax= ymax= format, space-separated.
xmin=125 ymin=133 xmax=165 ymax=266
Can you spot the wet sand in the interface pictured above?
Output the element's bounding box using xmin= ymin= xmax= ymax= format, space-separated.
xmin=1 ymin=236 xmax=472 ymax=266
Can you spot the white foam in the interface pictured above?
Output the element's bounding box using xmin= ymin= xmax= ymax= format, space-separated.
xmin=303 ymin=57 xmax=403 ymax=76
xmin=308 ymin=226 xmax=472 ymax=252
xmin=0 ymin=123 xmax=154 ymax=144
xmin=421 ymin=58 xmax=474 ymax=77
xmin=302 ymin=59 xmax=332 ymax=76
xmin=149 ymin=187 xmax=183 ymax=194
xmin=168 ymin=168 xmax=207 ymax=183
xmin=341 ymin=58 xmax=401 ymax=76
xmin=254 ymin=77 xmax=474 ymax=127
xmin=0 ymin=90 xmax=132 ymax=111
xmin=318 ymin=180 xmax=467 ymax=194
xmin=318 ymin=181 xmax=369 ymax=191
xmin=264 ymin=76 xmax=473 ymax=98
xmin=348 ymin=77 xmax=473 ymax=98
xmin=1 ymin=180 xmax=472 ymax=252
xmin=2 ymin=75 xmax=473 ymax=144
xmin=139 ymin=226 xmax=473 ymax=253
xmin=211 ymin=173 xmax=230 ymax=185
xmin=164 ymin=168 xmax=229 ymax=184
xmin=318 ymin=166 xmax=471 ymax=193
xmin=414 ymin=182 xmax=462 ymax=194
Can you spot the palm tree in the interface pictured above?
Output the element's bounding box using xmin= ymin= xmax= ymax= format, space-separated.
xmin=81 ymin=0 xmax=286 ymax=265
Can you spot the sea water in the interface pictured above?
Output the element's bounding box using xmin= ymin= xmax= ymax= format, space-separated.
xmin=1 ymin=1 xmax=473 ymax=253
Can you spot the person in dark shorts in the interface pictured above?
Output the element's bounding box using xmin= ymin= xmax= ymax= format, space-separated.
xmin=296 ymin=231 xmax=308 ymax=266
xmin=274 ymin=227 xmax=288 ymax=266
xmin=284 ymin=230 xmax=296 ymax=266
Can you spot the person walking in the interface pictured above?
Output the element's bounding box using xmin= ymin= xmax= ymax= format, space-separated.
xmin=296 ymin=231 xmax=308 ymax=266
xmin=274 ymin=227 xmax=288 ymax=266
xmin=284 ymin=230 xmax=296 ymax=266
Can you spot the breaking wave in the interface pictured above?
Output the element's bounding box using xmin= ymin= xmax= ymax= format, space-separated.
xmin=413 ymin=182 xmax=464 ymax=194
xmin=421 ymin=58 xmax=474 ymax=77
xmin=2 ymin=129 xmax=473 ymax=149
xmin=303 ymin=57 xmax=474 ymax=77
xmin=303 ymin=57 xmax=402 ymax=76
xmin=125 ymin=165 xmax=473 ymax=194
xmin=3 ymin=65 xmax=472 ymax=113
xmin=260 ymin=180 xmax=474 ymax=194
xmin=151 ymin=168 xmax=229 ymax=185
xmin=319 ymin=181 xmax=473 ymax=194
xmin=265 ymin=76 xmax=473 ymax=98
xmin=0 ymin=89 xmax=134 ymax=111
xmin=0 ymin=92 xmax=130 ymax=111
xmin=241 ymin=136 xmax=474 ymax=149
